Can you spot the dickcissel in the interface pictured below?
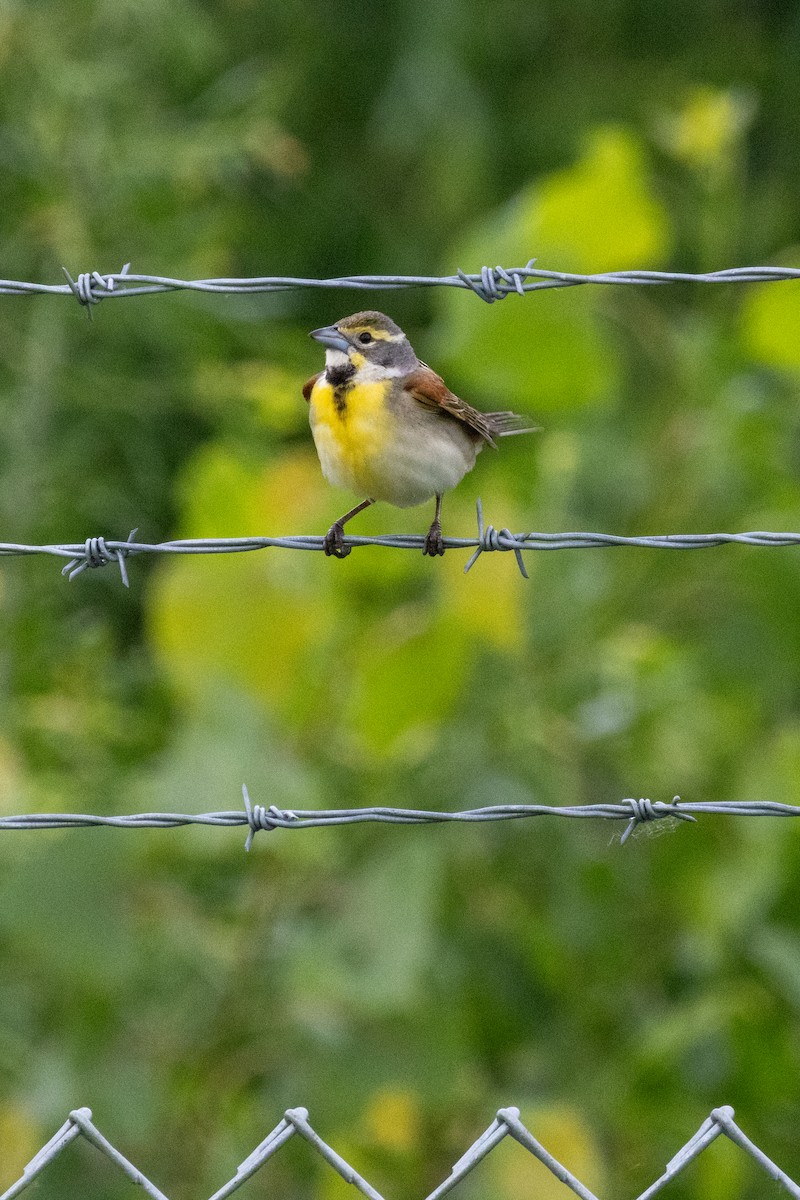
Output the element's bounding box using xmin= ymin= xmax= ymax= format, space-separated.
xmin=303 ymin=311 xmax=538 ymax=557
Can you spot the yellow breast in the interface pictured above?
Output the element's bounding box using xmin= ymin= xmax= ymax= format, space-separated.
xmin=309 ymin=376 xmax=393 ymax=495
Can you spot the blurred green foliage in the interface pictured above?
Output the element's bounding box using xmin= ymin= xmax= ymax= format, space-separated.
xmin=2 ymin=1 xmax=800 ymax=1197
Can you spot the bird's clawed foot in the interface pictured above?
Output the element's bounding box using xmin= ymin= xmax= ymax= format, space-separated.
xmin=323 ymin=521 xmax=351 ymax=558
xmin=423 ymin=519 xmax=445 ymax=557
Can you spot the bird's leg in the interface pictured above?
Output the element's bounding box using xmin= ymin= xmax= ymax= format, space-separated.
xmin=323 ymin=498 xmax=375 ymax=558
xmin=423 ymin=494 xmax=445 ymax=557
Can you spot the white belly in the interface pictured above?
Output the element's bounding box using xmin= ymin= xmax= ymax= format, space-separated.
xmin=369 ymin=416 xmax=479 ymax=507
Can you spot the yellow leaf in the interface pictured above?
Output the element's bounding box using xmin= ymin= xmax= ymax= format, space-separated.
xmin=741 ymin=260 xmax=800 ymax=371
xmin=363 ymin=1088 xmax=422 ymax=1153
xmin=433 ymin=125 xmax=669 ymax=413
xmin=345 ymin=606 xmax=470 ymax=759
xmin=149 ymin=447 xmax=336 ymax=723
xmin=537 ymin=126 xmax=670 ymax=271
xmin=439 ymin=484 xmax=528 ymax=652
xmin=483 ymin=1105 xmax=605 ymax=1200
xmin=0 ymin=1106 xmax=40 ymax=1191
xmin=656 ymin=86 xmax=756 ymax=172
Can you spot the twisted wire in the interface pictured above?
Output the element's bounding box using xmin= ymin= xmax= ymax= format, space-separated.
xmin=0 ymin=789 xmax=798 ymax=852
xmin=2 ymin=260 xmax=800 ymax=308
xmin=4 ymin=500 xmax=800 ymax=585
xmin=2 ymin=1102 xmax=798 ymax=1200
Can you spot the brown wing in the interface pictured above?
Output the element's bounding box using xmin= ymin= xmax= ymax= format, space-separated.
xmin=403 ymin=365 xmax=498 ymax=447
xmin=302 ymin=372 xmax=323 ymax=403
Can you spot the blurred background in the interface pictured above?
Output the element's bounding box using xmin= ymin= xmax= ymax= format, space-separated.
xmin=2 ymin=1 xmax=800 ymax=1196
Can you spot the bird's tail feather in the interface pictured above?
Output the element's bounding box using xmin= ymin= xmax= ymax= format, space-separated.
xmin=486 ymin=411 xmax=541 ymax=437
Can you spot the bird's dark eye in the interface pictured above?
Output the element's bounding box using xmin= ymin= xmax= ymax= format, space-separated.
xmin=357 ymin=331 xmax=373 ymax=345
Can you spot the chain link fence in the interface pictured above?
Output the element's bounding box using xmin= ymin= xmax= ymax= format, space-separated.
xmin=2 ymin=1102 xmax=797 ymax=1200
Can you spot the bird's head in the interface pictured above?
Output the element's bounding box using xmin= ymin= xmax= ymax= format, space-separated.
xmin=310 ymin=311 xmax=417 ymax=377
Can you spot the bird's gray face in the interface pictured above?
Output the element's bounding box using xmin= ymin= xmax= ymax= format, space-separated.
xmin=310 ymin=311 xmax=418 ymax=377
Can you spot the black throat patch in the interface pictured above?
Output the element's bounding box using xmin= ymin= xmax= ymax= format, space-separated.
xmin=326 ymin=361 xmax=356 ymax=414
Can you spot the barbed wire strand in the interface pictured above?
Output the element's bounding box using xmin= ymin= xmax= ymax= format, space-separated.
xmin=1 ymin=261 xmax=800 ymax=311
xmin=2 ymin=1102 xmax=798 ymax=1200
xmin=4 ymin=502 xmax=800 ymax=585
xmin=1 ymin=788 xmax=799 ymax=851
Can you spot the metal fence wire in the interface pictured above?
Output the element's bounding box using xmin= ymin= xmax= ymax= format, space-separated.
xmin=6 ymin=501 xmax=800 ymax=584
xmin=1 ymin=1102 xmax=798 ymax=1200
xmin=2 ymin=788 xmax=800 ymax=851
xmin=2 ymin=263 xmax=800 ymax=578
xmin=1 ymin=260 xmax=800 ymax=308
xmin=4 ymin=261 xmax=800 ymax=1200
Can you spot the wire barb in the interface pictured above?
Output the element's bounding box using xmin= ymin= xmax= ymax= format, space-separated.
xmin=61 ymin=263 xmax=131 ymax=318
xmin=242 ymin=784 xmax=298 ymax=851
xmin=464 ymin=498 xmax=529 ymax=577
xmin=456 ymin=259 xmax=537 ymax=302
xmin=619 ymin=795 xmax=697 ymax=844
xmin=62 ymin=528 xmax=138 ymax=587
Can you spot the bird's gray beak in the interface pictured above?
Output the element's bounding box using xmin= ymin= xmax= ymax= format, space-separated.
xmin=310 ymin=325 xmax=350 ymax=353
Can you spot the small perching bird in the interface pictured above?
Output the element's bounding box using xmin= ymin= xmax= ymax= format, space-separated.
xmin=304 ymin=311 xmax=538 ymax=557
